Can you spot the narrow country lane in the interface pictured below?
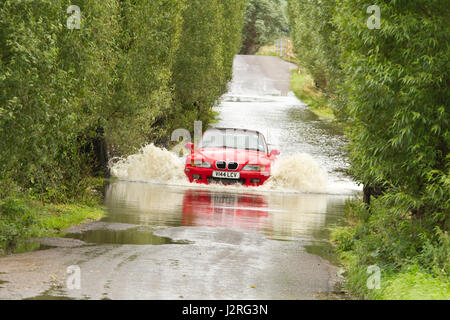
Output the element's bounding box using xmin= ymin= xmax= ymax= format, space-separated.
xmin=0 ymin=55 xmax=358 ymax=300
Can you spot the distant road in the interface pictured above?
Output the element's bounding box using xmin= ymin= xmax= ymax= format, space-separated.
xmin=231 ymin=55 xmax=297 ymax=96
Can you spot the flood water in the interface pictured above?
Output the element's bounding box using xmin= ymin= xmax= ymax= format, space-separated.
xmin=90 ymin=55 xmax=359 ymax=261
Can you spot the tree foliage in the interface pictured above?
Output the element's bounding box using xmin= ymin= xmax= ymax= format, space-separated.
xmin=288 ymin=0 xmax=449 ymax=217
xmin=241 ymin=0 xmax=289 ymax=54
xmin=0 ymin=0 xmax=246 ymax=201
xmin=170 ymin=0 xmax=226 ymax=131
xmin=109 ymin=0 xmax=185 ymax=152
xmin=287 ymin=0 xmax=340 ymax=93
xmin=288 ymin=0 xmax=449 ymax=281
xmin=221 ymin=0 xmax=248 ymax=82
xmin=170 ymin=0 xmax=246 ymax=133
xmin=0 ymin=0 xmax=120 ymax=199
xmin=335 ymin=0 xmax=449 ymax=219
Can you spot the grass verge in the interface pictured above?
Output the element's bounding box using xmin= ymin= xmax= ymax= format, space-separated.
xmin=255 ymin=41 xmax=297 ymax=64
xmin=0 ymin=196 xmax=104 ymax=255
xmin=331 ymin=200 xmax=449 ymax=300
xmin=290 ymin=69 xmax=335 ymax=120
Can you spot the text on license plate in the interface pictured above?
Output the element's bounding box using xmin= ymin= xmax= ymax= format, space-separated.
xmin=212 ymin=171 xmax=240 ymax=179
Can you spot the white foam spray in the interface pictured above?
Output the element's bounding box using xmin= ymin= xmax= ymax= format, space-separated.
xmin=110 ymin=144 xmax=186 ymax=184
xmin=110 ymin=144 xmax=329 ymax=194
xmin=266 ymin=153 xmax=328 ymax=193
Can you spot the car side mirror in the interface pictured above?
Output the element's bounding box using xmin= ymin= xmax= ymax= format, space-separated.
xmin=185 ymin=142 xmax=194 ymax=153
xmin=270 ymin=149 xmax=280 ymax=156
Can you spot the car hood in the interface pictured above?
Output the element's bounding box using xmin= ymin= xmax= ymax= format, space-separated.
xmin=194 ymin=147 xmax=270 ymax=165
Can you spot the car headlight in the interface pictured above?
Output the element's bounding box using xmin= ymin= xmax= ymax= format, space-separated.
xmin=192 ymin=160 xmax=212 ymax=168
xmin=242 ymin=164 xmax=264 ymax=171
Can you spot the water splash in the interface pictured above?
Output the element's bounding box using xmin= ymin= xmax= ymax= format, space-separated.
xmin=266 ymin=153 xmax=328 ymax=193
xmin=110 ymin=144 xmax=330 ymax=194
xmin=110 ymin=144 xmax=186 ymax=184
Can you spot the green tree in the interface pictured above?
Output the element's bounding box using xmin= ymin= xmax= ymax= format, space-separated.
xmin=0 ymin=0 xmax=120 ymax=200
xmin=335 ymin=0 xmax=449 ymax=219
xmin=170 ymin=0 xmax=227 ymax=132
xmin=287 ymin=1 xmax=449 ymax=215
xmin=287 ymin=0 xmax=449 ymax=285
xmin=108 ymin=0 xmax=185 ymax=152
xmin=287 ymin=0 xmax=340 ymax=94
xmin=0 ymin=0 xmax=247 ymax=202
xmin=241 ymin=0 xmax=289 ymax=54
xmin=221 ymin=0 xmax=247 ymax=82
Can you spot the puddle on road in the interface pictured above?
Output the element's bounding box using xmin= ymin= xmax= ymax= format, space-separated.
xmin=0 ymin=279 xmax=8 ymax=289
xmin=24 ymin=286 xmax=89 ymax=300
xmin=65 ymin=228 xmax=192 ymax=245
xmin=0 ymin=240 xmax=55 ymax=257
xmin=25 ymin=295 xmax=76 ymax=300
xmin=304 ymin=240 xmax=340 ymax=266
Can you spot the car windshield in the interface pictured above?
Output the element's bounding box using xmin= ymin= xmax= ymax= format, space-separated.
xmin=199 ymin=129 xmax=267 ymax=153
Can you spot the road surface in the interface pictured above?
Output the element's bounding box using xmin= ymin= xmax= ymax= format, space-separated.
xmin=0 ymin=55 xmax=357 ymax=300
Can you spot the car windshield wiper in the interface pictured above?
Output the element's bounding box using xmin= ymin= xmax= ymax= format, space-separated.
xmin=244 ymin=147 xmax=264 ymax=152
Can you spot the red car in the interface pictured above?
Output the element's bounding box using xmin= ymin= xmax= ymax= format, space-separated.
xmin=184 ymin=128 xmax=279 ymax=186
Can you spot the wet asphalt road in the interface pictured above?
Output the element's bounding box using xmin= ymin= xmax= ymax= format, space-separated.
xmin=0 ymin=55 xmax=357 ymax=300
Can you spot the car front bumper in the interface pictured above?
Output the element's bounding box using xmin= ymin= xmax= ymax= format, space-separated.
xmin=184 ymin=166 xmax=270 ymax=186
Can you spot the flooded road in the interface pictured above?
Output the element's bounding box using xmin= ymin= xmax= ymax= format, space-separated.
xmin=0 ymin=55 xmax=359 ymax=300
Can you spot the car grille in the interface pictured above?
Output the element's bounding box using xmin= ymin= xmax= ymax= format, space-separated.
xmin=216 ymin=161 xmax=226 ymax=169
xmin=227 ymin=162 xmax=238 ymax=170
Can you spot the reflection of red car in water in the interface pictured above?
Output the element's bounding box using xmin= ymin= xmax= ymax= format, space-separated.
xmin=181 ymin=189 xmax=270 ymax=230
xmin=184 ymin=128 xmax=279 ymax=186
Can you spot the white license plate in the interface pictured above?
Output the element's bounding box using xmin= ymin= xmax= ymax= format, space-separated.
xmin=212 ymin=171 xmax=240 ymax=179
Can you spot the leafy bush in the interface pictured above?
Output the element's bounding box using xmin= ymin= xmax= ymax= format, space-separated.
xmin=381 ymin=265 xmax=449 ymax=300
xmin=331 ymin=226 xmax=355 ymax=252
xmin=333 ymin=197 xmax=449 ymax=299
xmin=356 ymin=197 xmax=447 ymax=277
xmin=0 ymin=197 xmax=39 ymax=246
